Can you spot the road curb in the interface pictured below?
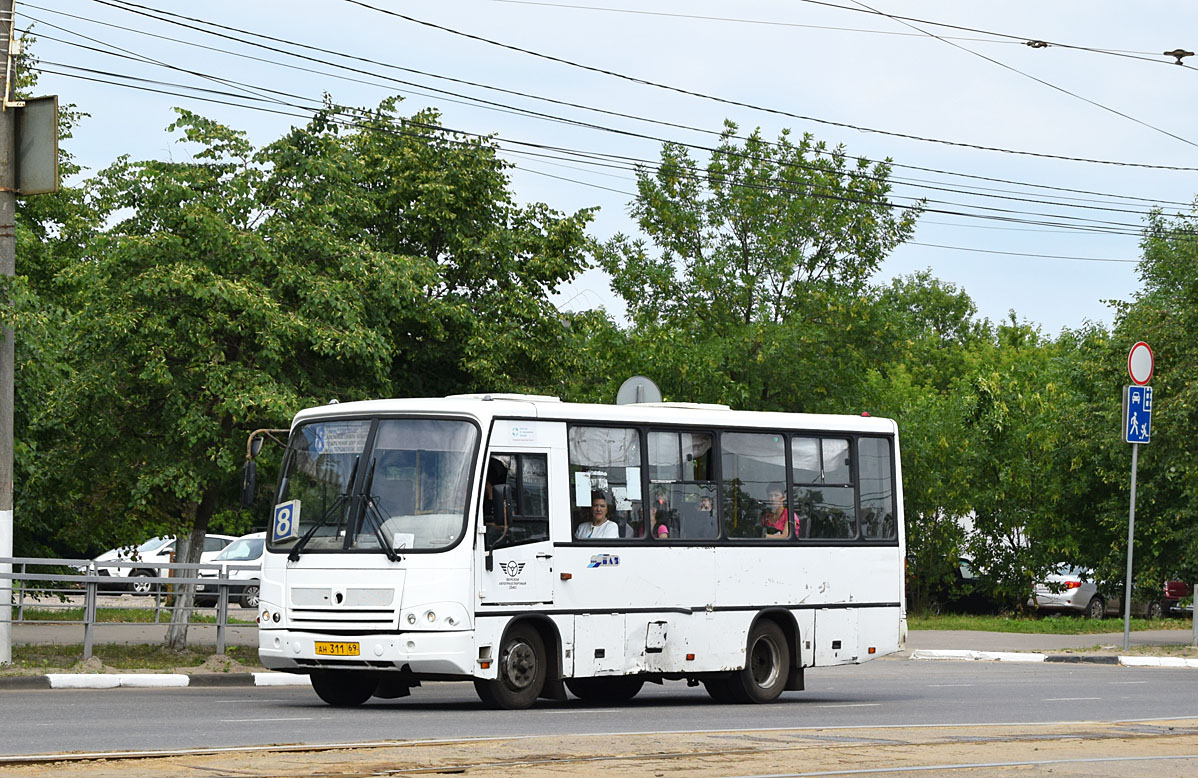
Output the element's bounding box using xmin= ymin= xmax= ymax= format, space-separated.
xmin=0 ymin=672 xmax=312 ymax=690
xmin=911 ymin=649 xmax=1198 ymax=668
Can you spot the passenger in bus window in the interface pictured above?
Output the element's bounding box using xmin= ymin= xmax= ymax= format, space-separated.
xmin=650 ymin=486 xmax=671 ymax=539
xmin=576 ymin=491 xmax=620 ymax=540
xmin=762 ymin=483 xmax=795 ymax=539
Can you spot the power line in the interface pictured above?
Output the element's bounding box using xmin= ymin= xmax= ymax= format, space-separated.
xmin=790 ymin=0 xmax=1195 ymax=69
xmin=491 ymin=0 xmax=1018 ymax=45
xmin=33 ymin=45 xmax=1190 ymax=239
xmin=28 ymin=64 xmax=1181 ymax=264
xmin=36 ymin=61 xmax=1186 ymax=242
xmin=54 ymin=0 xmax=1198 ymax=204
xmin=339 ymin=0 xmax=1198 ymax=171
xmin=908 ymin=241 xmax=1138 ymax=263
xmin=492 ymin=0 xmax=1183 ymax=66
xmin=846 ymin=0 xmax=1198 ymax=151
xmin=34 ymin=15 xmax=1175 ymax=224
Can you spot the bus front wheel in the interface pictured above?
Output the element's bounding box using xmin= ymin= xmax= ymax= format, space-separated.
xmin=475 ymin=624 xmax=546 ymax=710
xmin=310 ymin=671 xmax=376 ymax=707
xmin=714 ymin=620 xmax=790 ymax=704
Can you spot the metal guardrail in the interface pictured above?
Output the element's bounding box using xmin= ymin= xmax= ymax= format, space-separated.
xmin=1 ymin=556 xmax=258 ymax=659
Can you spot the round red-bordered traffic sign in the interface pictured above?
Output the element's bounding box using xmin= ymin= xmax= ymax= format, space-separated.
xmin=1128 ymin=341 xmax=1153 ymax=385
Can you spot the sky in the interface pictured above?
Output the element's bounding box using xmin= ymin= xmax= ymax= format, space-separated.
xmin=20 ymin=0 xmax=1198 ymax=337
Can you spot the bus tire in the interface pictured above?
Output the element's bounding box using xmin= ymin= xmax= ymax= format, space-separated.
xmin=727 ymin=620 xmax=790 ymax=704
xmin=702 ymin=676 xmax=737 ymax=703
xmin=475 ymin=623 xmax=546 ymax=710
xmin=565 ymin=676 xmax=644 ymax=703
xmin=310 ymin=671 xmax=376 ymax=707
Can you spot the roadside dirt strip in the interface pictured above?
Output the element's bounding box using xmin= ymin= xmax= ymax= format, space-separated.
xmin=3 ymin=718 xmax=1198 ymax=778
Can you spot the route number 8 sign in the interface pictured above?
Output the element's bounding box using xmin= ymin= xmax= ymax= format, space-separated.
xmin=273 ymin=499 xmax=301 ymax=542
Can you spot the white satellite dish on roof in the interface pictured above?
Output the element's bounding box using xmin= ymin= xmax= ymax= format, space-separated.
xmin=616 ymin=375 xmax=663 ymax=405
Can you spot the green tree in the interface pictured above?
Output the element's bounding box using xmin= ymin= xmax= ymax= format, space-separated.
xmin=1108 ymin=202 xmax=1198 ymax=586
xmin=596 ymin=121 xmax=919 ymax=411
xmin=17 ymin=100 xmax=594 ymax=648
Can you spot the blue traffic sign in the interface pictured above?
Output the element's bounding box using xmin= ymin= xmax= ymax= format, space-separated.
xmin=1124 ymin=385 xmax=1152 ymax=444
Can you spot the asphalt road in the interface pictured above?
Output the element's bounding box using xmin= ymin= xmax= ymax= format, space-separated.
xmin=3 ymin=657 xmax=1197 ymax=758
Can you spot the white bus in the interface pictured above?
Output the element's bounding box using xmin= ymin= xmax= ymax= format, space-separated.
xmin=254 ymin=394 xmax=906 ymax=708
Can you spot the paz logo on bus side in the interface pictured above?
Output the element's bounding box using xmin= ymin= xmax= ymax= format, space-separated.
xmin=499 ymin=561 xmax=526 ymax=578
xmin=587 ymin=554 xmax=620 ymax=568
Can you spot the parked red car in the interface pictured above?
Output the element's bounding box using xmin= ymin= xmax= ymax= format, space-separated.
xmin=1164 ymin=581 xmax=1193 ymax=616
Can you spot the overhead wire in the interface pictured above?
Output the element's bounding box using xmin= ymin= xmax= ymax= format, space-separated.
xmin=30 ymin=5 xmax=1198 ymax=255
xmin=36 ymin=6 xmax=1193 ymax=224
xmin=25 ymin=6 xmax=1188 ymax=233
xmin=845 ymin=0 xmax=1198 ymax=151
xmin=337 ymin=0 xmax=1198 ymax=170
xmin=52 ymin=0 xmax=1198 ymax=205
xmin=31 ymin=60 xmax=1184 ymax=243
xmin=34 ymin=45 xmax=1170 ymax=238
xmin=30 ymin=63 xmax=1167 ymax=261
xmin=492 ymin=0 xmax=1184 ymax=66
xmin=489 ymin=0 xmax=1019 ymax=46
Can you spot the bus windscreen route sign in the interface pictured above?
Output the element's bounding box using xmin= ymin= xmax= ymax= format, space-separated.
xmin=1128 ymin=341 xmax=1153 ymax=386
xmin=273 ymin=499 xmax=301 ymax=542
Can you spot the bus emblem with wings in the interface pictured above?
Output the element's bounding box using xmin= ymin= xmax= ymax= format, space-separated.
xmin=499 ymin=561 xmax=526 ymax=578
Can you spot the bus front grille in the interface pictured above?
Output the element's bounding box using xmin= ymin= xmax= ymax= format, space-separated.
xmin=287 ymin=608 xmax=398 ymax=630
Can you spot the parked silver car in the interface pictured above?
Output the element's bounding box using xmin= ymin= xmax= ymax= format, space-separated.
xmin=1029 ymin=564 xmax=1165 ymax=619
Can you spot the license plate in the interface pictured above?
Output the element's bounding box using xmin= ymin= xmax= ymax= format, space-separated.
xmin=314 ymin=641 xmax=360 ymax=657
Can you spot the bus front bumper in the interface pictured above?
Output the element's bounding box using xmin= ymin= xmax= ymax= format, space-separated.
xmin=259 ymin=629 xmax=476 ymax=677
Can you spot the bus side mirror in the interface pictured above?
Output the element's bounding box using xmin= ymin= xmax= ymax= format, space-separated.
xmin=241 ymin=459 xmax=257 ymax=508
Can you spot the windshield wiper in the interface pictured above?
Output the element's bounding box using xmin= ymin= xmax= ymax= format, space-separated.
xmin=360 ymin=458 xmax=400 ymax=562
xmin=287 ymin=455 xmax=360 ymax=562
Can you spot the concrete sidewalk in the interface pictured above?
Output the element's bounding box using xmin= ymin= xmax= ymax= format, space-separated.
xmin=904 ymin=628 xmax=1198 ymax=654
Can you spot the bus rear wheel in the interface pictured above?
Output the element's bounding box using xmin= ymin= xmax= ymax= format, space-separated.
xmin=310 ymin=671 xmax=377 ymax=707
xmin=475 ymin=624 xmax=546 ymax=710
xmin=565 ymin=676 xmax=644 ymax=703
xmin=717 ymin=620 xmax=790 ymax=704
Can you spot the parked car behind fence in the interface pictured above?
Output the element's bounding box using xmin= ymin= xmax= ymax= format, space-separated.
xmin=88 ymin=534 xmax=236 ymax=594
xmin=196 ymin=532 xmax=263 ymax=608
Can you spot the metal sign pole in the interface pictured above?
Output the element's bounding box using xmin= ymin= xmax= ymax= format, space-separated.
xmin=1122 ymin=442 xmax=1138 ymax=652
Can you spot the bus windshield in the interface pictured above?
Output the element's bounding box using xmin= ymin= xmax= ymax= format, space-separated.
xmin=270 ymin=417 xmax=478 ymax=554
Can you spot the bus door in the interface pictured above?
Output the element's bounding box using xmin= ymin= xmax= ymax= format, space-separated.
xmin=478 ymin=450 xmax=555 ymax=605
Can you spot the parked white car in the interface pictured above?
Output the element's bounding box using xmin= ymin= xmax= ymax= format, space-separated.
xmin=196 ymin=532 xmax=264 ymax=608
xmin=91 ymin=534 xmax=236 ymax=595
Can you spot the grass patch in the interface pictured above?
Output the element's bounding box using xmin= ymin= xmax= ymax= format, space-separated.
xmin=19 ymin=607 xmax=255 ymax=625
xmin=2 ymin=644 xmax=263 ymax=674
xmin=910 ymin=612 xmax=1194 ymax=633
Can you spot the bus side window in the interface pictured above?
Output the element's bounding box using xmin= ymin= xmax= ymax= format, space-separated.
xmin=649 ymin=430 xmax=717 ymax=540
xmin=858 ymin=437 xmax=896 ymax=539
xmin=793 ymin=437 xmax=857 ymax=539
xmin=721 ymin=431 xmax=788 ymax=539
xmin=568 ymin=426 xmax=642 ymax=540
